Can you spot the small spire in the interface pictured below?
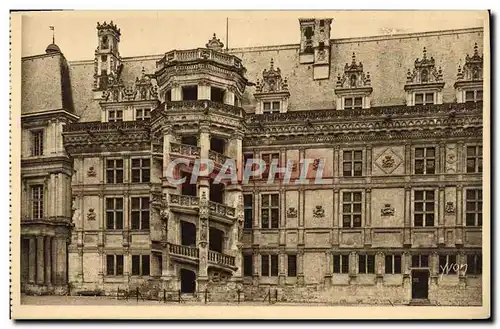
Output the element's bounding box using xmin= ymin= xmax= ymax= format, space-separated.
xmin=422 ymin=47 xmax=427 ymax=60
xmin=352 ymin=52 xmax=356 ymax=64
xmin=49 ymin=26 xmax=55 ymax=44
xmin=270 ymin=58 xmax=274 ymax=70
xmin=474 ymin=43 xmax=479 ymax=56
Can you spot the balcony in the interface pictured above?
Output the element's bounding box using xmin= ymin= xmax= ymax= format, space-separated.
xmin=157 ymin=48 xmax=244 ymax=73
xmin=208 ymin=201 xmax=236 ymax=222
xmin=169 ymin=194 xmax=199 ymax=215
xmin=167 ymin=243 xmax=237 ymax=272
xmin=208 ymin=250 xmax=237 ymax=270
xmin=170 ymin=142 xmax=201 ymax=158
xmin=168 ymin=194 xmax=236 ymax=224
xmin=168 ymin=243 xmax=199 ymax=265
xmin=208 ymin=150 xmax=232 ymax=167
xmin=161 ymin=100 xmax=243 ymax=117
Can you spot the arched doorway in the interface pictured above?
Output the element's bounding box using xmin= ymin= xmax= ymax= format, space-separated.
xmin=180 ymin=269 xmax=196 ymax=293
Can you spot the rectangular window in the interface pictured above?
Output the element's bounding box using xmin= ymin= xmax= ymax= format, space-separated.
xmin=243 ymin=194 xmax=253 ymax=229
xmin=358 ymin=254 xmax=375 ymax=274
xmin=106 ymin=198 xmax=124 ymax=230
xmin=31 ymin=185 xmax=44 ymax=219
xmin=106 ymin=255 xmax=124 ymax=276
xmin=466 ymin=189 xmax=482 ymax=227
xmin=131 ymin=255 xmax=150 ymax=276
xmin=131 ymin=158 xmax=150 ymax=183
xmin=466 ymin=146 xmax=483 ymax=173
xmin=333 ymin=254 xmax=349 ymax=274
xmin=261 ymin=153 xmax=280 ymax=180
xmin=344 ymin=97 xmax=363 ymax=110
xmin=343 ymin=150 xmax=363 ymax=176
xmin=342 ymin=192 xmax=362 ymax=228
xmin=414 ymin=147 xmax=435 ymax=174
xmin=131 ymin=197 xmax=150 ymax=230
xmin=261 ymin=255 xmax=278 ymax=277
xmin=414 ymin=190 xmax=435 ymax=227
xmin=415 ymin=92 xmax=434 ymax=105
xmin=385 ymin=255 xmax=402 ymax=274
xmin=135 ymin=108 xmax=151 ymax=121
xmin=411 ymin=254 xmax=429 ymax=268
xmin=263 ymin=101 xmax=280 ymax=113
xmin=261 ymin=194 xmax=279 ymax=229
xmin=108 ymin=110 xmax=123 ymax=122
xmin=243 ymin=254 xmax=253 ymax=277
xmin=182 ymin=85 xmax=198 ymax=101
xmin=467 ymin=254 xmax=482 ymax=275
xmin=31 ymin=130 xmax=44 ymax=156
xmin=287 ymin=255 xmax=297 ymax=277
xmin=438 ymin=254 xmax=457 ymax=274
xmin=106 ymin=159 xmax=124 ymax=184
xmin=465 ymin=90 xmax=483 ymax=103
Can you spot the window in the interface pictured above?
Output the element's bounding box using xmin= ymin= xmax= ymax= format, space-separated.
xmin=319 ymin=19 xmax=325 ymax=27
xmin=31 ymin=185 xmax=44 ymax=219
xmin=414 ymin=190 xmax=435 ymax=227
xmin=465 ymin=90 xmax=483 ymax=103
xmin=342 ymin=192 xmax=362 ymax=228
xmin=261 ymin=254 xmax=278 ymax=277
xmin=304 ymin=27 xmax=314 ymax=54
xmin=439 ymin=254 xmax=457 ymax=274
xmin=210 ymin=87 xmax=225 ymax=103
xmin=244 ymin=194 xmax=253 ymax=229
xmin=261 ymin=194 xmax=279 ymax=229
xmin=106 ymin=198 xmax=124 ymax=230
xmin=131 ymin=158 xmax=150 ymax=183
xmin=108 ymin=110 xmax=123 ymax=122
xmin=31 ymin=130 xmax=44 ymax=156
xmin=106 ymin=159 xmax=124 ymax=184
xmin=243 ymin=254 xmax=253 ymax=277
xmin=135 ymin=108 xmax=151 ymax=121
xmin=333 ymin=254 xmax=349 ymax=274
xmin=343 ymin=150 xmax=363 ymax=176
xmin=106 ymin=255 xmax=124 ymax=276
xmin=131 ymin=255 xmax=150 ymax=276
xmin=466 ymin=189 xmax=482 ymax=227
xmin=466 ymin=146 xmax=483 ymax=173
xmin=261 ymin=153 xmax=280 ymax=180
xmin=344 ymin=97 xmax=362 ymax=109
xmin=287 ymin=255 xmax=297 ymax=277
xmin=415 ymin=92 xmax=434 ymax=105
xmin=385 ymin=255 xmax=402 ymax=274
xmin=414 ymin=147 xmax=435 ymax=174
xmin=412 ymin=254 xmax=429 ymax=268
xmin=182 ymin=86 xmax=198 ymax=101
xmin=263 ymin=101 xmax=280 ymax=113
xmin=131 ymin=197 xmax=150 ymax=230
xmin=358 ymin=254 xmax=375 ymax=274
xmin=467 ymin=254 xmax=482 ymax=275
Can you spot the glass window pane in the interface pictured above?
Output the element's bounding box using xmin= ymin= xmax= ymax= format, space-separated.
xmin=421 ymin=255 xmax=429 ymax=267
xmin=415 ymin=94 xmax=423 ymax=103
xmin=343 ymin=204 xmax=351 ymax=213
xmin=354 ymin=193 xmax=362 ymax=202
xmin=394 ymin=255 xmax=401 ymax=274
xmin=354 ymin=97 xmax=362 ymax=106
xmin=415 ymin=191 xmax=423 ymax=200
xmin=414 ymin=202 xmax=423 ymax=212
xmin=414 ymin=214 xmax=423 ymax=227
xmin=426 ymin=148 xmax=435 ymax=158
xmin=425 ymin=93 xmax=434 ymax=103
xmin=353 ymin=203 xmax=362 ymax=213
xmin=425 ymin=202 xmax=434 ymax=212
xmin=353 ymin=215 xmax=361 ymax=227
xmin=271 ymin=194 xmax=279 ymax=207
xmin=343 ymin=215 xmax=351 ymax=227
xmin=425 ymin=214 xmax=434 ymax=226
xmin=261 ymin=195 xmax=269 ymax=207
xmin=344 ymin=98 xmax=353 ymax=107
xmin=426 ymin=191 xmax=434 ymax=200
xmin=343 ymin=151 xmax=352 ymax=161
xmin=415 ymin=148 xmax=424 ymax=158
xmin=354 ymin=151 xmax=362 ymax=160
xmin=343 ymin=193 xmax=351 ymax=202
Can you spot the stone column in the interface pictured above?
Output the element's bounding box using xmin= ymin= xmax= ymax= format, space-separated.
xmin=278 ymin=250 xmax=286 ymax=285
xmin=49 ymin=174 xmax=56 ymax=217
xmin=457 ymin=142 xmax=465 ymax=173
xmin=438 ymin=185 xmax=445 ymax=244
xmin=297 ymin=248 xmax=305 ymax=286
xmin=44 ymin=236 xmax=52 ymax=285
xmin=51 ymin=237 xmax=57 ymax=284
xmin=456 ymin=184 xmax=464 ymax=245
xmin=405 ymin=143 xmax=412 ymax=175
xmin=36 ymin=236 xmax=45 ymax=284
xmin=171 ymin=83 xmax=182 ymax=101
xmin=430 ymin=252 xmax=439 ymax=285
xmin=224 ymin=88 xmax=235 ymax=105
xmin=198 ymin=80 xmax=211 ymax=100
xmin=252 ymin=247 xmax=259 ymax=286
xmin=324 ymin=251 xmax=332 ymax=286
xmin=365 ymin=145 xmax=372 ymax=176
xmin=365 ymin=188 xmax=372 ymax=245
xmin=439 ymin=142 xmax=446 ymax=174
xmin=333 ymin=146 xmax=340 ymax=184
xmin=332 ymin=188 xmax=340 ymax=246
xmin=56 ymin=237 xmax=68 ymax=285
xmin=28 ymin=237 xmax=36 ymax=284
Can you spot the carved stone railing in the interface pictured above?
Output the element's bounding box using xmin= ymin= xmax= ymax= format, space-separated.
xmin=169 ymin=243 xmax=199 ymax=259
xmin=208 ymin=201 xmax=236 ymax=218
xmin=169 ymin=194 xmax=200 ymax=207
xmin=208 ymin=250 xmax=236 ymax=268
xmin=246 ymin=101 xmax=483 ymax=124
xmin=163 ymin=100 xmax=243 ymax=117
xmin=208 ymin=150 xmax=231 ymax=166
xmin=170 ymin=142 xmax=201 ymax=157
xmin=157 ymin=48 xmax=243 ymax=72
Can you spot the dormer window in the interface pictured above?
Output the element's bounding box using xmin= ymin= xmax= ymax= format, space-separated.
xmin=455 ymin=43 xmax=483 ymax=104
xmin=319 ymin=20 xmax=325 ymax=27
xmin=404 ymin=47 xmax=444 ymax=106
xmin=254 ymin=58 xmax=290 ymax=114
xmin=108 ymin=109 xmax=123 ymax=122
xmin=335 ymin=53 xmax=372 ymax=110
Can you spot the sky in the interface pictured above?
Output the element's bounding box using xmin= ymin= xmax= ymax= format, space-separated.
xmin=19 ymin=11 xmax=485 ymax=61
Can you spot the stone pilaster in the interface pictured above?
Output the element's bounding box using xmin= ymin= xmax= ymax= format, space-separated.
xmin=456 ymin=184 xmax=464 ymax=245
xmin=36 ymin=236 xmax=45 ymax=284
xmin=365 ymin=188 xmax=372 ymax=246
xmin=297 ymin=248 xmax=305 ymax=286
xmin=44 ymin=236 xmax=52 ymax=285
xmin=28 ymin=237 xmax=36 ymax=284
xmin=403 ymin=185 xmax=412 ymax=246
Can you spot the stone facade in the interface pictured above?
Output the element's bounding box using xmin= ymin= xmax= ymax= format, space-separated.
xmin=20 ymin=19 xmax=484 ymax=305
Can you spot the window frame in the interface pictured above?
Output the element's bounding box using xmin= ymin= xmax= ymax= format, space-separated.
xmin=414 ymin=147 xmax=436 ymax=175
xmin=467 ymin=253 xmax=482 ymax=275
xmin=261 ymin=152 xmax=280 ymax=180
xmin=243 ymin=194 xmax=253 ymax=229
xmin=414 ymin=189 xmax=435 ymax=227
xmin=342 ymin=191 xmax=363 ymax=228
xmin=106 ymin=158 xmax=124 ymax=184
xmin=131 ymin=254 xmax=150 ymax=276
xmin=131 ymin=196 xmax=150 ymax=230
xmin=260 ymin=193 xmax=280 ymax=229
xmin=135 ymin=108 xmax=151 ymax=121
xmin=438 ymin=254 xmax=457 ymax=275
xmin=384 ymin=254 xmax=402 ymax=274
xmin=466 ymin=145 xmax=483 ymax=173
xmin=287 ymin=254 xmax=297 ymax=277
xmin=108 ymin=109 xmax=123 ymax=122
xmin=343 ymin=150 xmax=363 ymax=177
xmin=30 ymin=129 xmax=44 ymax=157
xmin=261 ymin=254 xmax=279 ymax=277
xmin=31 ymin=184 xmax=44 ymax=219
xmin=333 ymin=254 xmax=349 ymax=274
xmin=106 ymin=197 xmax=124 ymax=230
xmin=131 ymin=158 xmax=151 ymax=183
xmin=411 ymin=254 xmax=430 ymax=268
xmin=358 ymin=254 xmax=375 ymax=274
xmin=465 ymin=89 xmax=483 ymax=103
xmin=343 ymin=96 xmax=363 ymax=110
xmin=243 ymin=254 xmax=253 ymax=277
xmin=106 ymin=254 xmax=124 ymax=276
xmin=465 ymin=189 xmax=482 ymax=227
xmin=414 ymin=92 xmax=435 ymax=105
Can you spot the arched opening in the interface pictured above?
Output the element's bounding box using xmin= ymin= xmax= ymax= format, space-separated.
xmin=180 ymin=221 xmax=197 ymax=247
xmin=210 ymin=87 xmax=225 ymax=103
xmin=209 ymin=179 xmax=224 ymax=203
xmin=210 ymin=137 xmax=226 ymax=154
xmin=209 ymin=227 xmax=224 ymax=253
xmin=181 ymin=171 xmax=197 ymax=196
xmin=180 ymin=269 xmax=196 ymax=294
